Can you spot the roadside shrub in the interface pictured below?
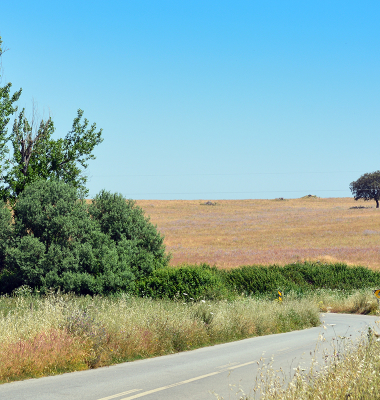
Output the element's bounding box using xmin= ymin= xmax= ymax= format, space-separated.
xmin=221 ymin=265 xmax=299 ymax=296
xmin=0 ymin=181 xmax=168 ymax=295
xmin=278 ymin=262 xmax=380 ymax=290
xmin=222 ymin=263 xmax=380 ymax=297
xmin=136 ymin=264 xmax=228 ymax=300
xmin=134 ymin=262 xmax=380 ymax=301
xmin=89 ymin=191 xmax=170 ymax=279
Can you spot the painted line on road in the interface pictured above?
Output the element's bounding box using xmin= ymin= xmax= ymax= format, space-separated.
xmin=227 ymin=361 xmax=257 ymax=370
xmin=110 ymin=360 xmax=257 ymax=400
xmin=217 ymin=362 xmax=238 ymax=369
xmin=98 ymin=389 xmax=142 ymax=400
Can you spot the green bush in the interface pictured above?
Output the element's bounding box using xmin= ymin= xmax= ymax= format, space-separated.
xmin=88 ymin=190 xmax=170 ymax=278
xmin=278 ymin=263 xmax=380 ymax=291
xmin=136 ymin=264 xmax=228 ymax=300
xmin=223 ymin=263 xmax=380 ymax=296
xmin=134 ymin=262 xmax=380 ymax=300
xmin=0 ymin=180 xmax=169 ymax=295
xmin=221 ymin=265 xmax=299 ymax=296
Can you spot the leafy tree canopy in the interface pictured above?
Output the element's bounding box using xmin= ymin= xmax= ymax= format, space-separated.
xmin=350 ymin=171 xmax=380 ymax=208
xmin=1 ymin=108 xmax=102 ymax=203
xmin=0 ymin=180 xmax=169 ymax=295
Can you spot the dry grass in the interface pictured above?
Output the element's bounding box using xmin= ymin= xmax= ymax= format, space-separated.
xmin=287 ymin=289 xmax=379 ymax=315
xmin=136 ymin=197 xmax=380 ymax=270
xmin=1 ymin=291 xmax=378 ymax=384
xmin=0 ymin=293 xmax=319 ymax=383
xmin=0 ymin=329 xmax=88 ymax=382
xmin=237 ymin=323 xmax=380 ymax=400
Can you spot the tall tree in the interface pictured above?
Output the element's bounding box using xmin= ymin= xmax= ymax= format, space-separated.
xmin=2 ymin=108 xmax=103 ymax=202
xmin=350 ymin=171 xmax=380 ymax=208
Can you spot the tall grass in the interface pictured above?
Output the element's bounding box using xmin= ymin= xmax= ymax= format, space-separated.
xmin=302 ymin=288 xmax=379 ymax=314
xmin=233 ymin=323 xmax=380 ymax=399
xmin=0 ymin=293 xmax=319 ymax=383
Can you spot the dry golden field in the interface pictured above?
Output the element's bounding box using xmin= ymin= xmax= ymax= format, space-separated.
xmin=136 ymin=197 xmax=380 ymax=270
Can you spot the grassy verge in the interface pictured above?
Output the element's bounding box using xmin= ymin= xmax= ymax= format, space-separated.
xmin=0 ymin=293 xmax=319 ymax=384
xmin=302 ymin=288 xmax=379 ymax=314
xmin=236 ymin=323 xmax=380 ymax=399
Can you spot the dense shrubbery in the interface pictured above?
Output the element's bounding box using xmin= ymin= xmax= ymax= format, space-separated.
xmin=136 ymin=262 xmax=380 ymax=300
xmin=136 ymin=264 xmax=228 ymax=300
xmin=223 ymin=263 xmax=380 ymax=296
xmin=0 ymin=180 xmax=169 ymax=295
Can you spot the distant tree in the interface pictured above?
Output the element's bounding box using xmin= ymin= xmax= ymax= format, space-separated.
xmin=350 ymin=171 xmax=380 ymax=208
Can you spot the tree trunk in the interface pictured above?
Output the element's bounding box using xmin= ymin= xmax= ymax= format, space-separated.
xmin=376 ymin=199 xmax=379 ymax=208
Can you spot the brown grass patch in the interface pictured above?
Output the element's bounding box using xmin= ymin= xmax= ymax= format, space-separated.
xmin=136 ymin=197 xmax=380 ymax=269
xmin=0 ymin=329 xmax=88 ymax=383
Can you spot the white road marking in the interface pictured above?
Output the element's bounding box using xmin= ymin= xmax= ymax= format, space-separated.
xmin=217 ymin=362 xmax=238 ymax=369
xmin=97 ymin=389 xmax=142 ymax=400
xmin=112 ymin=360 xmax=257 ymax=400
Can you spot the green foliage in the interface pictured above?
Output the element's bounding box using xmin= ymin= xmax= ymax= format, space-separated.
xmin=0 ymin=204 xmax=12 ymax=270
xmin=89 ymin=190 xmax=170 ymax=278
xmin=136 ymin=264 xmax=228 ymax=300
xmin=222 ymin=265 xmax=297 ymax=296
xmin=2 ymin=108 xmax=102 ymax=203
xmin=0 ymin=180 xmax=169 ymax=295
xmin=134 ymin=262 xmax=380 ymax=300
xmin=224 ymin=263 xmax=380 ymax=296
xmin=13 ymin=178 xmax=92 ymax=246
xmin=350 ymin=171 xmax=380 ymax=208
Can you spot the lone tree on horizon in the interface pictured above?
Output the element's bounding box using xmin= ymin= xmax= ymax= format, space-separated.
xmin=350 ymin=171 xmax=380 ymax=208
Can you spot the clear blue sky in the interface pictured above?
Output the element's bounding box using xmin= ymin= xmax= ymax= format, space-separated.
xmin=1 ymin=1 xmax=379 ymax=200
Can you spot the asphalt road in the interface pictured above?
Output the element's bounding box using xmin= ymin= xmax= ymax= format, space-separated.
xmin=0 ymin=313 xmax=378 ymax=400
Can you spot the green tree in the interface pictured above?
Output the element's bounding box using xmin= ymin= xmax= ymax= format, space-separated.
xmin=1 ymin=108 xmax=103 ymax=202
xmin=89 ymin=190 xmax=170 ymax=278
xmin=0 ymin=180 xmax=169 ymax=295
xmin=350 ymin=171 xmax=380 ymax=208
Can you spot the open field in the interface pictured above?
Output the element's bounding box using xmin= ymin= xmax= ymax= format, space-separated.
xmin=136 ymin=197 xmax=380 ymax=270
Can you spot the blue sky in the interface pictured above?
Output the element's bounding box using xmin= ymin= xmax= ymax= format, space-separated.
xmin=1 ymin=1 xmax=379 ymax=200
